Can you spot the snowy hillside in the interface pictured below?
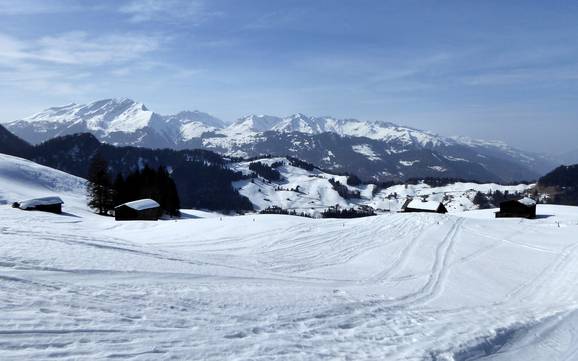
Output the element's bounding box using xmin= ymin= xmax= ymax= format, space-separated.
xmin=2 ymin=98 xmax=555 ymax=182
xmin=0 ymin=153 xmax=87 ymax=211
xmin=1 ymin=153 xmax=578 ymax=359
xmin=232 ymin=157 xmax=534 ymax=214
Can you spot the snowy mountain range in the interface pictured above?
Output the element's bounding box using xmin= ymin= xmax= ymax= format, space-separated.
xmin=3 ymin=98 xmax=556 ymax=182
xmin=4 ymin=98 xmax=224 ymax=147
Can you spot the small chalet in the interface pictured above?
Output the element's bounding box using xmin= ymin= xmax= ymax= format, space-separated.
xmin=114 ymin=199 xmax=161 ymax=221
xmin=495 ymin=197 xmax=537 ymax=219
xmin=401 ymin=199 xmax=448 ymax=214
xmin=13 ymin=196 xmax=63 ymax=214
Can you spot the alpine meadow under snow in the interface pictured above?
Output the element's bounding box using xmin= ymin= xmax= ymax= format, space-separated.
xmin=2 ymin=153 xmax=578 ymax=360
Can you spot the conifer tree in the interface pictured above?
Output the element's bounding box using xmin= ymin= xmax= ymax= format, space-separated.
xmin=87 ymin=154 xmax=114 ymax=215
xmin=113 ymin=173 xmax=127 ymax=206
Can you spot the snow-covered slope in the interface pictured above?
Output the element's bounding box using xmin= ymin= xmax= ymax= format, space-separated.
xmin=0 ymin=153 xmax=87 ymax=211
xmin=232 ymin=157 xmax=534 ymax=214
xmin=1 ymin=152 xmax=578 ymax=359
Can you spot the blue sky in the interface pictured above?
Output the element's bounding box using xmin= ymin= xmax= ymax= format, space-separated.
xmin=0 ymin=0 xmax=577 ymax=154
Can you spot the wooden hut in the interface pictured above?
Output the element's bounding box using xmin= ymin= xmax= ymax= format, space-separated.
xmin=495 ymin=197 xmax=536 ymax=219
xmin=401 ymin=198 xmax=448 ymax=214
xmin=114 ymin=199 xmax=162 ymax=221
xmin=14 ymin=196 xmax=63 ymax=214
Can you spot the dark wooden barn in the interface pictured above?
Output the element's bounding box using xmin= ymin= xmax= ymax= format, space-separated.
xmin=14 ymin=196 xmax=63 ymax=214
xmin=114 ymin=199 xmax=162 ymax=221
xmin=401 ymin=198 xmax=448 ymax=214
xmin=495 ymin=198 xmax=537 ymax=219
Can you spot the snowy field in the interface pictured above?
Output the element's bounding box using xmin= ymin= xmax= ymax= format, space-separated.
xmin=1 ymin=153 xmax=578 ymax=360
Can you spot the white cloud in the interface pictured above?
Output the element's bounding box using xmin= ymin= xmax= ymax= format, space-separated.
xmin=35 ymin=32 xmax=162 ymax=65
xmin=0 ymin=31 xmax=166 ymax=97
xmin=0 ymin=31 xmax=163 ymax=66
xmin=119 ymin=0 xmax=210 ymax=23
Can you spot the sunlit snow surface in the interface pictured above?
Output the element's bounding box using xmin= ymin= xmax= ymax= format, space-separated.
xmin=1 ymin=153 xmax=578 ymax=360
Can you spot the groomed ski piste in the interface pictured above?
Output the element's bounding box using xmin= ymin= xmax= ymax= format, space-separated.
xmin=1 ymin=152 xmax=578 ymax=360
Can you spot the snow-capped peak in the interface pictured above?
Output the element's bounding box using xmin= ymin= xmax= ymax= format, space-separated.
xmin=20 ymin=98 xmax=153 ymax=133
xmin=7 ymin=98 xmax=227 ymax=145
xmin=168 ymin=110 xmax=225 ymax=129
xmin=247 ymin=113 xmax=451 ymax=148
xmin=225 ymin=114 xmax=283 ymax=134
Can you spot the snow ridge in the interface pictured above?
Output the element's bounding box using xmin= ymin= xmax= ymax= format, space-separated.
xmin=5 ymin=98 xmax=507 ymax=150
xmin=3 ymin=99 xmax=555 ymax=181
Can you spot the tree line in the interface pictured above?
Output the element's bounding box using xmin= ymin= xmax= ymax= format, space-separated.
xmin=87 ymin=155 xmax=180 ymax=216
xmin=472 ymin=190 xmax=524 ymax=209
xmin=537 ymin=164 xmax=578 ymax=205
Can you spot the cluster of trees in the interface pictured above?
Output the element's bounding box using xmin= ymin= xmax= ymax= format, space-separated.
xmin=287 ymin=156 xmax=316 ymax=171
xmin=328 ymin=178 xmax=361 ymax=199
xmin=406 ymin=177 xmax=479 ymax=187
xmin=472 ymin=190 xmax=523 ymax=209
xmin=472 ymin=191 xmax=492 ymax=209
xmin=170 ymin=161 xmax=253 ymax=212
xmin=321 ymin=206 xmax=375 ymax=219
xmin=275 ymin=185 xmax=302 ymax=193
xmin=538 ymin=165 xmax=578 ymax=205
xmin=249 ymin=161 xmax=282 ymax=182
xmin=406 ymin=177 xmax=534 ymax=187
xmin=259 ymin=206 xmax=311 ymax=218
xmin=87 ymin=155 xmax=181 ymax=216
xmin=371 ymin=180 xmax=399 ymax=196
xmin=346 ymin=174 xmax=363 ymax=186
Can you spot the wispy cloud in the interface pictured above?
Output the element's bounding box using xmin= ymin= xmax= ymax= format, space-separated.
xmin=35 ymin=32 xmax=163 ymax=65
xmin=119 ymin=0 xmax=216 ymax=24
xmin=0 ymin=32 xmax=164 ymax=66
xmin=0 ymin=31 xmax=167 ymax=96
xmin=0 ymin=62 xmax=95 ymax=95
xmin=460 ymin=66 xmax=578 ymax=86
xmin=0 ymin=0 xmax=101 ymax=15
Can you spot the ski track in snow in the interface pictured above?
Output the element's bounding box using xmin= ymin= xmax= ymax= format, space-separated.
xmin=3 ymin=208 xmax=578 ymax=360
xmin=2 ymin=154 xmax=578 ymax=360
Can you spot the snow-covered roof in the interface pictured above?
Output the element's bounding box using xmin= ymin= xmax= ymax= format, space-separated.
xmin=115 ymin=199 xmax=160 ymax=211
xmin=405 ymin=199 xmax=443 ymax=211
xmin=517 ymin=197 xmax=537 ymax=206
xmin=19 ymin=196 xmax=63 ymax=209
